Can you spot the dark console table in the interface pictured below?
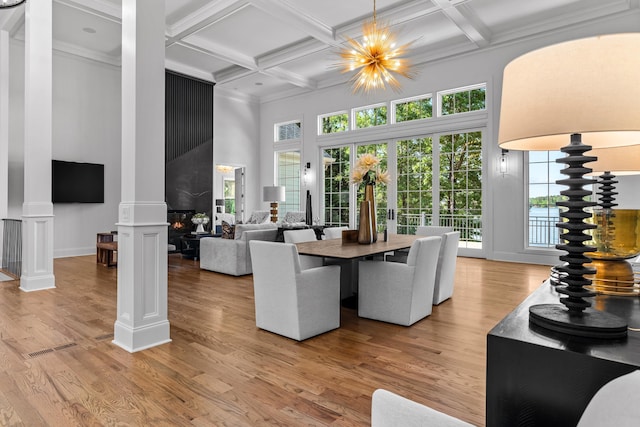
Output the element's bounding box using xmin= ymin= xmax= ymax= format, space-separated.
xmin=181 ymin=233 xmax=213 ymax=260
xmin=486 ymin=281 xmax=640 ymax=426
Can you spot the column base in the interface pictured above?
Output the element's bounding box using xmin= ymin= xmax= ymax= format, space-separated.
xmin=113 ymin=319 xmax=171 ymax=353
xmin=19 ymin=273 xmax=55 ymax=292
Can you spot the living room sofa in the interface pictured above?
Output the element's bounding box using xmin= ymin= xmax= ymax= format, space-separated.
xmin=199 ymin=222 xmax=278 ymax=276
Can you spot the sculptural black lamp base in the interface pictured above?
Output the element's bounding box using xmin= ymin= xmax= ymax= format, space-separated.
xmin=528 ymin=134 xmax=627 ymax=339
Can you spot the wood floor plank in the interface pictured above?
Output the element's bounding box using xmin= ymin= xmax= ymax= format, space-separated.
xmin=0 ymin=254 xmax=551 ymax=426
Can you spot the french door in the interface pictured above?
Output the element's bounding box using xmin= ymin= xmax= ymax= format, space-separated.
xmin=322 ymin=129 xmax=484 ymax=254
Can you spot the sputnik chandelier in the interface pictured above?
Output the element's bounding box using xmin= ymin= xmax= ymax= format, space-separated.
xmin=0 ymin=0 xmax=26 ymax=8
xmin=340 ymin=0 xmax=415 ymax=94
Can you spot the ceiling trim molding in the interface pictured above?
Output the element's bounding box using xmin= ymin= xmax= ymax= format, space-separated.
xmin=55 ymin=0 xmax=121 ymax=24
xmin=53 ymin=39 xmax=121 ymax=67
xmin=178 ymin=38 xmax=256 ymax=70
xmin=0 ymin=6 xmax=24 ymax=35
xmin=165 ymin=59 xmax=215 ymax=83
xmin=214 ymin=85 xmax=259 ymax=105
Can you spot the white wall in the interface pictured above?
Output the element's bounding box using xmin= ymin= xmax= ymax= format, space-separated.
xmin=258 ymin=11 xmax=640 ymax=265
xmin=615 ymin=175 xmax=640 ymax=209
xmin=8 ymin=42 xmax=121 ymax=258
xmin=214 ymin=90 xmax=260 ymax=219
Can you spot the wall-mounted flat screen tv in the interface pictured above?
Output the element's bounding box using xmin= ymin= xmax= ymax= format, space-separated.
xmin=52 ymin=160 xmax=104 ymax=203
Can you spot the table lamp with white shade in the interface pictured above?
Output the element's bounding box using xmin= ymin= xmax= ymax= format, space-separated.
xmin=263 ymin=186 xmax=285 ymax=223
xmin=584 ymin=146 xmax=640 ymax=295
xmin=498 ymin=33 xmax=640 ymax=339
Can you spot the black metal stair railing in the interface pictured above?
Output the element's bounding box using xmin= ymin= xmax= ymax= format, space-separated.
xmin=1 ymin=219 xmax=22 ymax=278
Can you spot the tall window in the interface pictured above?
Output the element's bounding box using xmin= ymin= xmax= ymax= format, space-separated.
xmin=528 ymin=151 xmax=564 ymax=247
xmin=396 ymin=137 xmax=433 ymax=235
xmin=439 ymin=132 xmax=482 ymax=248
xmin=275 ymin=120 xmax=301 ymax=142
xmin=439 ymin=84 xmax=486 ymax=116
xmin=319 ymin=112 xmax=349 ymax=134
xmin=354 ymin=104 xmax=387 ymax=129
xmin=276 ymin=151 xmax=300 ymax=218
xmin=323 ymin=147 xmax=350 ymax=226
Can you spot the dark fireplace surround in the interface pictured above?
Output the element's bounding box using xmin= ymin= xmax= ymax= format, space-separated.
xmin=165 ymin=70 xmax=214 ymax=251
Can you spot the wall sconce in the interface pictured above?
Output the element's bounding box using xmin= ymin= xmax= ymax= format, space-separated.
xmin=303 ymin=162 xmax=311 ymax=186
xmin=499 ymin=149 xmax=509 ymax=175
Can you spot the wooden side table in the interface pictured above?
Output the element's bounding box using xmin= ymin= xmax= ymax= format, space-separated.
xmin=96 ymin=232 xmax=116 ymax=266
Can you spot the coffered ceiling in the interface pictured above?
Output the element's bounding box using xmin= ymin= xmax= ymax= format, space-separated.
xmin=0 ymin=0 xmax=637 ymax=102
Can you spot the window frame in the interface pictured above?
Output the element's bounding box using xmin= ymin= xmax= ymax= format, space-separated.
xmin=391 ymin=93 xmax=433 ymax=124
xmin=318 ymin=111 xmax=350 ymax=136
xmin=352 ymin=103 xmax=388 ymax=130
xmin=274 ymin=119 xmax=302 ymax=142
xmin=437 ymin=83 xmax=487 ymax=117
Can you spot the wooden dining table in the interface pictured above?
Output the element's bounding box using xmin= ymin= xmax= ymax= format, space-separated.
xmin=295 ymin=233 xmax=420 ymax=259
xmin=295 ymin=233 xmax=422 ymax=307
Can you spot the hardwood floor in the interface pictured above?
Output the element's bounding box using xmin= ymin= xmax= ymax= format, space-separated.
xmin=0 ymin=254 xmax=550 ymax=426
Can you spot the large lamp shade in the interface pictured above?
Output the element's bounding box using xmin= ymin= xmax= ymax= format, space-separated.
xmin=497 ymin=33 xmax=640 ymax=339
xmin=498 ymin=33 xmax=640 ymax=150
xmin=588 ymin=146 xmax=640 ymax=176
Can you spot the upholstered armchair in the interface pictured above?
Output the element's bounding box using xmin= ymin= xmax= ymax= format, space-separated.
xmin=249 ymin=240 xmax=341 ymax=341
xmin=283 ymin=229 xmax=324 ymax=269
xmin=358 ymin=236 xmax=441 ymax=326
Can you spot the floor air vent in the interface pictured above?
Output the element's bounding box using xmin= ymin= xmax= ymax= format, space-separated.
xmin=95 ymin=333 xmax=114 ymax=341
xmin=27 ymin=342 xmax=77 ymax=358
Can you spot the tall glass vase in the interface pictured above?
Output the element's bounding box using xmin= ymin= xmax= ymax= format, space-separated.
xmin=358 ymin=184 xmax=377 ymax=244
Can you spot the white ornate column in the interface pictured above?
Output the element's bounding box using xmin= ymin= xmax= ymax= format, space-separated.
xmin=21 ymin=0 xmax=55 ymax=291
xmin=113 ymin=0 xmax=170 ymax=352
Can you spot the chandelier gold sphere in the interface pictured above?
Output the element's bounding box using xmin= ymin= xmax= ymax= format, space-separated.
xmin=339 ymin=1 xmax=415 ymax=94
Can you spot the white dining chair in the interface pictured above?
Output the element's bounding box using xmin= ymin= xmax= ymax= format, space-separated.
xmin=433 ymin=231 xmax=460 ymax=305
xmin=323 ymin=226 xmax=349 ymax=240
xmin=249 ymin=240 xmax=341 ymax=341
xmin=358 ymin=236 xmax=442 ymax=326
xmin=283 ymin=229 xmax=324 ymax=269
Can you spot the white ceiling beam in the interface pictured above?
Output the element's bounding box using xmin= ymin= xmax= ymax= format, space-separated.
xmin=178 ymin=38 xmax=257 ymax=71
xmin=257 ymin=38 xmax=328 ymax=70
xmin=249 ymin=0 xmax=338 ymax=47
xmin=166 ymin=0 xmax=250 ymax=40
xmin=431 ymin=0 xmax=491 ymax=47
xmin=263 ymin=66 xmax=317 ymax=90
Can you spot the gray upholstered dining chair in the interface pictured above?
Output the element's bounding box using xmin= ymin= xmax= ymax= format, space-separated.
xmin=249 ymin=240 xmax=341 ymax=341
xmin=358 ymin=236 xmax=442 ymax=326
xmin=283 ymin=228 xmax=324 ymax=269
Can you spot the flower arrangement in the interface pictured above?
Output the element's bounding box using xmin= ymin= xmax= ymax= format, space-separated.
xmin=191 ymin=213 xmax=210 ymax=225
xmin=351 ymin=153 xmax=390 ymax=186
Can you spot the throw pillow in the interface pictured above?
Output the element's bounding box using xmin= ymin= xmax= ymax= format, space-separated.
xmin=221 ymin=221 xmax=235 ymax=239
xmin=247 ymin=211 xmax=269 ymax=224
xmin=284 ymin=211 xmax=305 ymax=224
